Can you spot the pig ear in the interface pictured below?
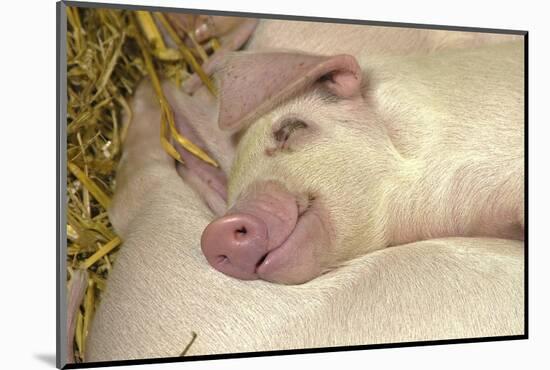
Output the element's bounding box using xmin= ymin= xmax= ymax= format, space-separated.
xmin=217 ymin=52 xmax=362 ymax=132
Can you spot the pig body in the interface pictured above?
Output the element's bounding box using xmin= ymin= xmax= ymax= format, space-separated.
xmin=199 ymin=22 xmax=524 ymax=284
xmin=247 ymin=20 xmax=521 ymax=56
xmin=86 ymin=19 xmax=525 ymax=362
xmin=87 ymin=80 xmax=523 ymax=362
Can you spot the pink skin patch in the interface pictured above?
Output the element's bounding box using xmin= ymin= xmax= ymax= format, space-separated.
xmin=183 ymin=19 xmax=259 ymax=95
xmin=255 ymin=199 xmax=328 ymax=284
xmin=162 ymin=82 xmax=230 ymax=216
xmin=201 ymin=181 xmax=330 ymax=284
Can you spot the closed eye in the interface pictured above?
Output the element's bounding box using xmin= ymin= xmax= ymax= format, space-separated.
xmin=273 ymin=118 xmax=308 ymax=143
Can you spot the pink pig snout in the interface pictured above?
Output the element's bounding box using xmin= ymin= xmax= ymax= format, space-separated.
xmin=200 ymin=181 xmax=303 ymax=282
xmin=201 ymin=213 xmax=269 ymax=280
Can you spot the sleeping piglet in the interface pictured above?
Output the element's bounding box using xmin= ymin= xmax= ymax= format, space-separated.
xmin=192 ymin=33 xmax=524 ymax=284
xmin=85 ymin=78 xmax=523 ymax=362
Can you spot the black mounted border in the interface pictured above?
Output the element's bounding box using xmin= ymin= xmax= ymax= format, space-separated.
xmin=57 ymin=1 xmax=529 ymax=369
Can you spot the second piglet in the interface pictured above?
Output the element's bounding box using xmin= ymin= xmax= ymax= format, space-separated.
xmin=198 ymin=41 xmax=524 ymax=284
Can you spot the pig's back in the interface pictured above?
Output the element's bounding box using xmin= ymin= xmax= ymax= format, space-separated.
xmin=248 ymin=20 xmax=431 ymax=56
xmin=87 ymin=235 xmax=523 ymax=361
xmin=247 ymin=19 xmax=521 ymax=58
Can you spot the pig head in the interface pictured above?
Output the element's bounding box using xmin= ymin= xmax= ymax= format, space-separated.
xmin=199 ymin=41 xmax=524 ymax=284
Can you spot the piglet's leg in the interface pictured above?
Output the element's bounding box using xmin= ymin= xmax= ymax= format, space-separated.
xmin=111 ymin=77 xmax=231 ymax=237
xmin=183 ymin=19 xmax=259 ymax=95
xmin=108 ymin=79 xmax=182 ymax=238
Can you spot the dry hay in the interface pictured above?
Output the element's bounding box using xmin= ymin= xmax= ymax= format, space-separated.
xmin=66 ymin=6 xmax=218 ymax=362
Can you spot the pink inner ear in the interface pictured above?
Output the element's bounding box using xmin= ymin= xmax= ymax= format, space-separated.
xmin=217 ymin=52 xmax=362 ymax=132
xmin=323 ymin=70 xmax=362 ymax=98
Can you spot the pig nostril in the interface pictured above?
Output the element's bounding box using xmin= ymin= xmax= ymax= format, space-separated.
xmin=217 ymin=255 xmax=229 ymax=264
xmin=234 ymin=226 xmax=248 ymax=239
